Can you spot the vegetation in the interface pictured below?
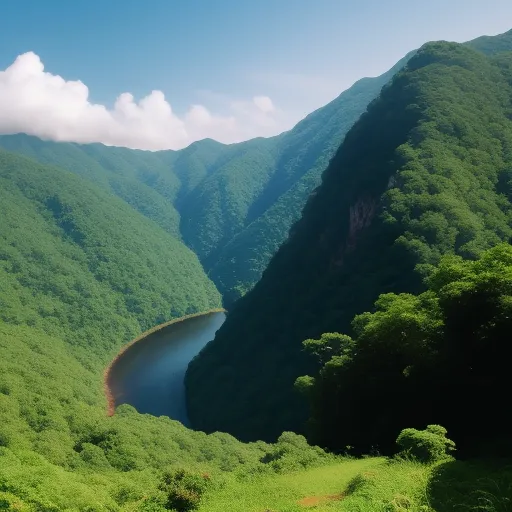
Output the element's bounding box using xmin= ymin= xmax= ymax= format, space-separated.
xmin=2 ymin=27 xmax=512 ymax=511
xmin=1 ymin=31 xmax=510 ymax=311
xmin=193 ymin=455 xmax=512 ymax=512
xmin=396 ymin=426 xmax=456 ymax=464
xmin=0 ymin=148 xmax=333 ymax=509
xmin=0 ymin=134 xmax=182 ymax=238
xmin=297 ymin=244 xmax=512 ymax=456
xmin=205 ymin=54 xmax=413 ymax=303
xmin=186 ymin=39 xmax=512 ymax=444
xmin=0 ymin=149 xmax=259 ymax=508
xmin=0 ymin=54 xmax=414 ymax=305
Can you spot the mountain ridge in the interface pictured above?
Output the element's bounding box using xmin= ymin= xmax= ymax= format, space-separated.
xmin=0 ymin=52 xmax=416 ymax=304
xmin=185 ymin=35 xmax=512 ymax=443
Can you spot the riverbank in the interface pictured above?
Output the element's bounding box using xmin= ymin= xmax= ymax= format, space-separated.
xmin=103 ymin=308 xmax=226 ymax=416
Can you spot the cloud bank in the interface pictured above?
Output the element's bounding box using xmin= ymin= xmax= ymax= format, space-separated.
xmin=0 ymin=52 xmax=284 ymax=150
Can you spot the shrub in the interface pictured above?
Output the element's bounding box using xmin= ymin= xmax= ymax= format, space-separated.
xmin=396 ymin=425 xmax=456 ymax=463
xmin=158 ymin=468 xmax=211 ymax=511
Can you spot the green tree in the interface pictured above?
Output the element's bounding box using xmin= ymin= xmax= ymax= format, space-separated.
xmin=298 ymin=244 xmax=512 ymax=455
xmin=396 ymin=425 xmax=456 ymax=463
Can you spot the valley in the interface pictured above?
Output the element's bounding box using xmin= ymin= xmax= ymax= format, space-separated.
xmin=0 ymin=20 xmax=511 ymax=512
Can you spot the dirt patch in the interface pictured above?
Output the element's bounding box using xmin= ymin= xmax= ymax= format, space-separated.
xmin=298 ymin=493 xmax=344 ymax=507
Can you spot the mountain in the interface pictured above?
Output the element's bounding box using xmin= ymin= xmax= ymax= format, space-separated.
xmin=0 ymin=134 xmax=182 ymax=238
xmin=206 ymin=53 xmax=415 ymax=303
xmin=0 ymin=148 xmax=221 ymax=341
xmin=467 ymin=27 xmax=512 ymax=55
xmin=0 ymin=148 xmax=323 ymax=508
xmin=0 ymin=55 xmax=414 ymax=305
xmin=185 ymin=37 xmax=512 ymax=445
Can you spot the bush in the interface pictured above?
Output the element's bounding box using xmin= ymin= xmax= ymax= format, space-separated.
xmin=158 ymin=469 xmax=211 ymax=511
xmin=396 ymin=425 xmax=456 ymax=463
xmin=259 ymin=432 xmax=331 ymax=473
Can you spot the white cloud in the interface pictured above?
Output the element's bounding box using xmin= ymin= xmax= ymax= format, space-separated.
xmin=253 ymin=96 xmax=275 ymax=113
xmin=0 ymin=52 xmax=285 ymax=150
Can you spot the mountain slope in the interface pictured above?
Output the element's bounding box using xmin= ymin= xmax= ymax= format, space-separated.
xmin=0 ymin=56 xmax=415 ymax=304
xmin=186 ymin=41 xmax=512 ymax=442
xmin=207 ymin=54 xmax=414 ymax=302
xmin=178 ymin=136 xmax=282 ymax=266
xmin=0 ymin=148 xmax=221 ymax=346
xmin=0 ymin=134 xmax=182 ymax=238
xmin=466 ymin=27 xmax=512 ymax=55
xmin=2 ymin=31 xmax=509 ymax=311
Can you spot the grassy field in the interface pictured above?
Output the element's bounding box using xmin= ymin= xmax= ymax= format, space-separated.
xmin=198 ymin=457 xmax=512 ymax=512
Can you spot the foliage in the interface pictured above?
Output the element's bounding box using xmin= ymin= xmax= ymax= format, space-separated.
xmin=158 ymin=468 xmax=211 ymax=512
xmin=299 ymin=244 xmax=512 ymax=455
xmin=428 ymin=459 xmax=512 ymax=512
xmin=396 ymin=426 xmax=456 ymax=464
xmin=207 ymin=53 xmax=413 ymax=303
xmin=0 ymin=149 xmax=331 ymax=508
xmin=0 ymin=53 xmax=413 ymax=305
xmin=0 ymin=134 xmax=182 ymax=238
xmin=186 ymin=38 xmax=512 ymax=443
xmin=259 ymin=432 xmax=333 ymax=473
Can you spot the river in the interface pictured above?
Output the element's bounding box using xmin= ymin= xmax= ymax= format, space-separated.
xmin=106 ymin=311 xmax=226 ymax=426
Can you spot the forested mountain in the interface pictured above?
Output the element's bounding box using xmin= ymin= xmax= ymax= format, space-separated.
xmin=0 ymin=148 xmax=221 ymax=343
xmin=0 ymin=149 xmax=333 ymax=508
xmin=0 ymin=134 xmax=182 ymax=237
xmin=1 ymin=34 xmax=511 ymax=311
xmin=185 ymin=38 xmax=512 ymax=447
xmin=206 ymin=53 xmax=414 ymax=302
xmin=0 ymin=55 xmax=414 ymax=304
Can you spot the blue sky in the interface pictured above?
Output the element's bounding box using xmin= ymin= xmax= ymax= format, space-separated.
xmin=0 ymin=0 xmax=511 ymax=150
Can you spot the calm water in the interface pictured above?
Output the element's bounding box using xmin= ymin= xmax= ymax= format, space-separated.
xmin=107 ymin=312 xmax=225 ymax=425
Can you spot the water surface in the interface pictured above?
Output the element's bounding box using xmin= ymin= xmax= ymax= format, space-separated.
xmin=107 ymin=312 xmax=225 ymax=425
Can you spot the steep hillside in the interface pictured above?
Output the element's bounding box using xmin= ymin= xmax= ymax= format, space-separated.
xmin=0 ymin=56 xmax=415 ymax=303
xmin=0 ymin=134 xmax=182 ymax=238
xmin=178 ymin=136 xmax=282 ymax=266
xmin=186 ymin=41 xmax=512 ymax=443
xmin=0 ymin=149 xmax=308 ymax=508
xmin=0 ymin=149 xmax=222 ymax=347
xmin=207 ymin=54 xmax=414 ymax=302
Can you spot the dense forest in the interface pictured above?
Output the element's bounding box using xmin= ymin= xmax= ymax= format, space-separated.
xmin=0 ymin=148 xmax=334 ymax=508
xmin=2 ymin=27 xmax=512 ymax=510
xmin=186 ymin=38 xmax=512 ymax=451
xmin=0 ymin=54 xmax=411 ymax=305
xmin=296 ymin=243 xmax=512 ymax=456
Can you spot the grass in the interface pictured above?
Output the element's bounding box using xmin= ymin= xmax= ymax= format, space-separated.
xmin=428 ymin=459 xmax=512 ymax=512
xmin=198 ymin=457 xmax=512 ymax=512
xmin=198 ymin=458 xmax=422 ymax=512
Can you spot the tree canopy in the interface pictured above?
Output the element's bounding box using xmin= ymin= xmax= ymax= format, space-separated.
xmin=297 ymin=244 xmax=512 ymax=455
